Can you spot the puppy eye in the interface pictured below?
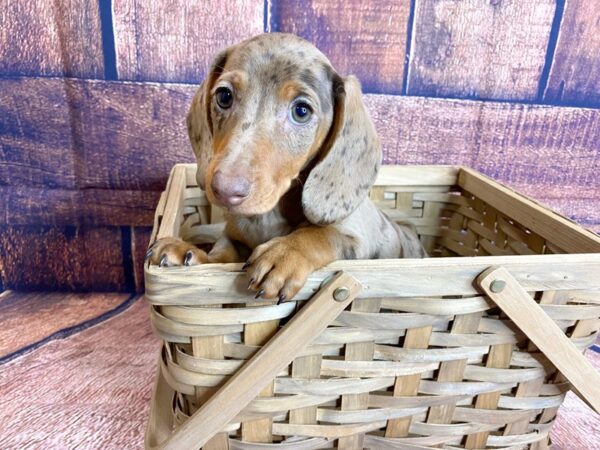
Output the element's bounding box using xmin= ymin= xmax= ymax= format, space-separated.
xmin=215 ymin=87 xmax=233 ymax=109
xmin=290 ymin=101 xmax=313 ymax=124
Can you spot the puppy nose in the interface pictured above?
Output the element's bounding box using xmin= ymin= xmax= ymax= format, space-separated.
xmin=211 ymin=171 xmax=251 ymax=206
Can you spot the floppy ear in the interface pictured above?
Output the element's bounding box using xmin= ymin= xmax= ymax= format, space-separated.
xmin=302 ymin=75 xmax=381 ymax=225
xmin=186 ymin=49 xmax=229 ymax=189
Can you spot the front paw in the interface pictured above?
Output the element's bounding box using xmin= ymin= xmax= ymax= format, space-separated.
xmin=244 ymin=237 xmax=315 ymax=303
xmin=146 ymin=237 xmax=208 ymax=267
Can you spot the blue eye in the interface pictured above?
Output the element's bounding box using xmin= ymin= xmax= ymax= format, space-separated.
xmin=290 ymin=101 xmax=313 ymax=124
xmin=215 ymin=87 xmax=233 ymax=109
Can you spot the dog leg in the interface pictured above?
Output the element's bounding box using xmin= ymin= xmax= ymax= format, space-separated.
xmin=244 ymin=226 xmax=356 ymax=302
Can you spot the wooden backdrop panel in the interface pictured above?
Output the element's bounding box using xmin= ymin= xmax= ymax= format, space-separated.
xmin=0 ymin=77 xmax=195 ymax=191
xmin=544 ymin=0 xmax=600 ymax=107
xmin=274 ymin=0 xmax=411 ymax=94
xmin=0 ymin=226 xmax=126 ymax=291
xmin=408 ymin=0 xmax=555 ymax=100
xmin=2 ymin=77 xmax=597 ymax=227
xmin=69 ymin=79 xmax=195 ymax=190
xmin=0 ymin=0 xmax=104 ymax=78
xmin=542 ymin=197 xmax=600 ymax=234
xmin=0 ymin=77 xmax=78 ymax=189
xmin=113 ymin=0 xmax=264 ymax=82
xmin=0 ymin=187 xmax=159 ymax=227
xmin=368 ymin=95 xmax=600 ymax=201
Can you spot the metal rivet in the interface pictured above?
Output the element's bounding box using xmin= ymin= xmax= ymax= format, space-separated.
xmin=490 ymin=279 xmax=506 ymax=293
xmin=333 ymin=287 xmax=350 ymax=302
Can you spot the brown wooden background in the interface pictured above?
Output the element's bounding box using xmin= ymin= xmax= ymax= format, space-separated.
xmin=1 ymin=0 xmax=598 ymax=292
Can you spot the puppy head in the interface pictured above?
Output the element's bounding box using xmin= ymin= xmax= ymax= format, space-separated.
xmin=187 ymin=33 xmax=380 ymax=222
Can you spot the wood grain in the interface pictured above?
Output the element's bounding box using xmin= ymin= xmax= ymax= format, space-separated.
xmin=367 ymin=95 xmax=600 ymax=204
xmin=0 ymin=291 xmax=130 ymax=359
xmin=240 ymin=295 xmax=280 ymax=440
xmin=536 ymin=197 xmax=600 ymax=234
xmin=2 ymin=77 xmax=598 ymax=230
xmin=544 ymin=0 xmax=600 ymax=107
xmin=158 ymin=272 xmax=361 ymax=450
xmin=289 ymin=354 xmax=322 ymax=425
xmin=464 ymin=342 xmax=513 ymax=448
xmin=146 ymin=253 xmax=600 ymax=304
xmin=274 ymin=0 xmax=411 ymax=94
xmin=0 ymin=297 xmax=162 ymax=450
xmin=0 ymin=77 xmax=195 ymax=190
xmin=241 ymin=314 xmax=279 ymax=443
xmin=112 ymin=0 xmax=264 ymax=82
xmin=458 ymin=168 xmax=600 ymax=254
xmin=426 ymin=312 xmax=483 ymax=424
xmin=0 ymin=0 xmax=104 ymax=78
xmin=0 ymin=77 xmax=79 ymax=189
xmin=0 ymin=225 xmax=126 ymax=291
xmin=385 ymin=326 xmax=432 ymax=437
xmin=191 ymin=329 xmax=229 ymax=449
xmin=337 ymin=298 xmax=381 ymax=449
xmin=408 ymin=0 xmax=556 ymax=100
xmin=69 ymin=80 xmax=197 ymax=191
xmin=4 ymin=77 xmax=598 ymax=198
xmin=0 ymin=294 xmax=597 ymax=449
xmin=478 ymin=266 xmax=600 ymax=414
xmin=0 ymin=187 xmax=160 ymax=226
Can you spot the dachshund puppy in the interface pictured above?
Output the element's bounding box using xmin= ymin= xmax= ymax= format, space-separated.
xmin=148 ymin=33 xmax=426 ymax=302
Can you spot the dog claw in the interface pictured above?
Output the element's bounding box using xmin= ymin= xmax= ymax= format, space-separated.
xmin=247 ymin=278 xmax=255 ymax=289
xmin=159 ymin=254 xmax=168 ymax=267
xmin=145 ymin=248 xmax=153 ymax=261
xmin=255 ymin=289 xmax=265 ymax=299
xmin=242 ymin=261 xmax=251 ymax=270
xmin=277 ymin=294 xmax=287 ymax=305
xmin=184 ymin=251 xmax=193 ymax=266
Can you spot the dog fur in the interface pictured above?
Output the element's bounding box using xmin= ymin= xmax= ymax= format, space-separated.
xmin=147 ymin=33 xmax=426 ymax=302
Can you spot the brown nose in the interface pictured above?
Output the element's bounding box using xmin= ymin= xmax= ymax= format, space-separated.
xmin=210 ymin=170 xmax=251 ymax=206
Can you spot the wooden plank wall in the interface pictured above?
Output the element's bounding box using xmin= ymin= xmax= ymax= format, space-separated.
xmin=406 ymin=1 xmax=556 ymax=100
xmin=273 ymin=0 xmax=412 ymax=94
xmin=0 ymin=0 xmax=598 ymax=291
xmin=543 ymin=0 xmax=600 ymax=107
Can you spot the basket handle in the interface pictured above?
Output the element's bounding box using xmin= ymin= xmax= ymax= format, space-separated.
xmin=149 ymin=270 xmax=362 ymax=450
xmin=477 ymin=266 xmax=600 ymax=414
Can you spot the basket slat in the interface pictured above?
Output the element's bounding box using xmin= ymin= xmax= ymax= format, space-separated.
xmin=145 ymin=165 xmax=600 ymax=449
xmin=153 ymin=272 xmax=361 ymax=450
xmin=241 ymin=302 xmax=279 ymax=443
xmin=477 ymin=266 xmax=600 ymax=413
xmin=191 ymin=304 xmax=229 ymax=450
xmin=338 ymin=297 xmax=381 ymax=449
xmin=385 ymin=325 xmax=433 ymax=438
xmin=426 ymin=311 xmax=482 ymax=425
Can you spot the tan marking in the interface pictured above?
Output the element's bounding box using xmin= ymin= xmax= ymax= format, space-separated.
xmin=245 ymin=225 xmax=355 ymax=300
xmin=179 ymin=33 xmax=425 ymax=297
xmin=212 ymin=70 xmax=248 ymax=93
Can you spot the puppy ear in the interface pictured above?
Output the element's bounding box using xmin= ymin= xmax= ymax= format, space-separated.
xmin=186 ymin=49 xmax=229 ymax=189
xmin=302 ymin=75 xmax=381 ymax=224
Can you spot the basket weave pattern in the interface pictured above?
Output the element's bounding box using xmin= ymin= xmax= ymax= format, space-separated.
xmin=146 ymin=166 xmax=600 ymax=449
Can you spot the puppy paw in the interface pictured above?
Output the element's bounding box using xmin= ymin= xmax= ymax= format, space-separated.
xmin=244 ymin=236 xmax=315 ymax=303
xmin=146 ymin=238 xmax=208 ymax=267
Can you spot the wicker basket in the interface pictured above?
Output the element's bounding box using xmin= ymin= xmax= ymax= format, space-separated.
xmin=144 ymin=164 xmax=600 ymax=450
